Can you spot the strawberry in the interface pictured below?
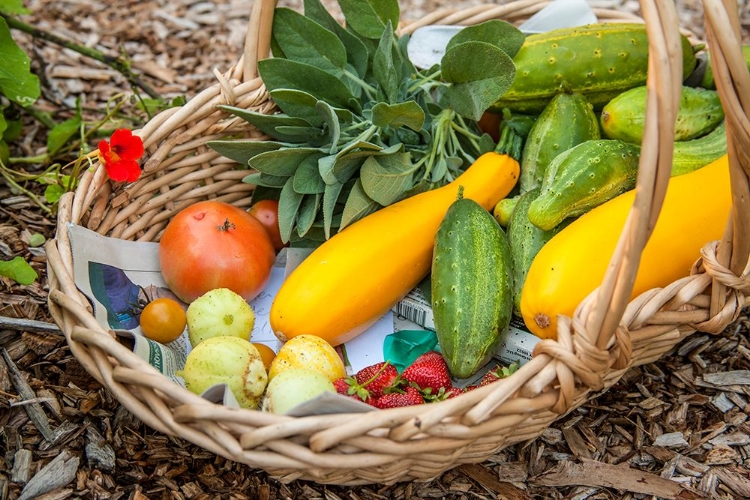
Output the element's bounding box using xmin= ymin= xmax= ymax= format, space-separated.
xmin=402 ymin=351 xmax=453 ymax=395
xmin=354 ymin=361 xmax=399 ymax=399
xmin=333 ymin=377 xmax=364 ymax=402
xmin=479 ymin=361 xmax=520 ymax=387
xmin=372 ymin=386 xmax=424 ymax=409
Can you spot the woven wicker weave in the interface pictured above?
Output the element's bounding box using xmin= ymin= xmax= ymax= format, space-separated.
xmin=46 ymin=0 xmax=749 ymax=485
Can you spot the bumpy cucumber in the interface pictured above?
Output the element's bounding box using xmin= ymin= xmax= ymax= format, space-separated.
xmin=508 ymin=188 xmax=569 ymax=316
xmin=700 ymin=45 xmax=750 ymax=89
xmin=601 ymin=85 xmax=724 ymax=143
xmin=431 ymin=196 xmax=513 ymax=379
xmin=491 ymin=23 xmax=697 ymax=114
xmin=520 ymin=92 xmax=600 ymax=192
xmin=672 ymin=120 xmax=727 ymax=176
xmin=528 ymin=139 xmax=641 ymax=230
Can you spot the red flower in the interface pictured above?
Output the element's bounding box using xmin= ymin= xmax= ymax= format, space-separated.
xmin=98 ymin=129 xmax=145 ymax=182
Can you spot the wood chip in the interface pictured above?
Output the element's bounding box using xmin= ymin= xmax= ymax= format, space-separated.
xmin=1 ymin=347 xmax=55 ymax=442
xmin=10 ymin=449 xmax=33 ymax=484
xmin=653 ymin=432 xmax=689 ymax=448
xmin=702 ymin=371 xmax=750 ymax=386
xmin=459 ymin=464 xmax=533 ymax=500
xmin=532 ymin=458 xmax=705 ymax=499
xmin=17 ymin=450 xmax=79 ymax=500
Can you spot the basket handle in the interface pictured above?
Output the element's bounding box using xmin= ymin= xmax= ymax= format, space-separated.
xmin=242 ymin=0 xmax=279 ymax=81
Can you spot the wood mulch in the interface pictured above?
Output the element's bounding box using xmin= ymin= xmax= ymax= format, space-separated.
xmin=1 ymin=1 xmax=749 ymax=499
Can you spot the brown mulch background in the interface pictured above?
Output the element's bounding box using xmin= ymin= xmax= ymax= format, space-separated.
xmin=1 ymin=1 xmax=750 ymax=499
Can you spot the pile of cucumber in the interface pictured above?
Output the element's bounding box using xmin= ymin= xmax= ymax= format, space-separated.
xmin=430 ymin=23 xmax=731 ymax=380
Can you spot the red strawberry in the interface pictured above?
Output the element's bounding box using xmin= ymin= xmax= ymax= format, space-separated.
xmin=333 ymin=377 xmax=364 ymax=402
xmin=480 ymin=362 xmax=520 ymax=386
xmin=355 ymin=361 xmax=399 ymax=399
xmin=372 ymin=386 xmax=424 ymax=409
xmin=402 ymin=351 xmax=453 ymax=395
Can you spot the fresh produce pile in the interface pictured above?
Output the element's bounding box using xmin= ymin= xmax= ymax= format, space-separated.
xmin=131 ymin=0 xmax=735 ymax=412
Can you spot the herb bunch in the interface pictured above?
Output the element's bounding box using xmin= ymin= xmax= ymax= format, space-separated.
xmin=209 ymin=0 xmax=523 ymax=244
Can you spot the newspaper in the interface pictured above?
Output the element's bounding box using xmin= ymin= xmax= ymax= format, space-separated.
xmin=69 ymin=223 xmax=538 ymax=413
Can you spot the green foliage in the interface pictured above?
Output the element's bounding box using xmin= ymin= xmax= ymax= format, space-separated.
xmin=207 ymin=0 xmax=520 ymax=243
xmin=0 ymin=256 xmax=37 ymax=285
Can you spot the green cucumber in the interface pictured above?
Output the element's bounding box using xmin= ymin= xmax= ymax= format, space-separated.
xmin=520 ymin=92 xmax=600 ymax=192
xmin=672 ymin=120 xmax=727 ymax=176
xmin=491 ymin=23 xmax=697 ymax=114
xmin=601 ymin=85 xmax=724 ymax=143
xmin=528 ymin=139 xmax=641 ymax=230
xmin=493 ymin=195 xmax=519 ymax=227
xmin=700 ymin=45 xmax=750 ymax=90
xmin=431 ymin=196 xmax=513 ymax=379
xmin=508 ymin=188 xmax=569 ymax=316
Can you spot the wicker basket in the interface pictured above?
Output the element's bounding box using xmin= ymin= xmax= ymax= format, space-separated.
xmin=46 ymin=0 xmax=749 ymax=486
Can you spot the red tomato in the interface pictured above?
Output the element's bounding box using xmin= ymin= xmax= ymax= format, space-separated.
xmin=247 ymin=199 xmax=287 ymax=252
xmin=159 ymin=201 xmax=276 ymax=303
xmin=478 ymin=111 xmax=501 ymax=143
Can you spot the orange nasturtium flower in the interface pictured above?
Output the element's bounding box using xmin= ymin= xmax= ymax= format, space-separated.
xmin=98 ymin=129 xmax=145 ymax=182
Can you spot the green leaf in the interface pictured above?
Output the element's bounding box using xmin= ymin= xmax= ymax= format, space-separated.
xmin=316 ymin=100 xmax=340 ymax=152
xmin=28 ymin=233 xmax=45 ymax=247
xmin=250 ymin=185 xmax=281 ymax=204
xmin=322 ymin=181 xmax=344 ymax=239
xmin=441 ymin=41 xmax=516 ymax=120
xmin=242 ymin=172 xmax=289 ymax=188
xmin=207 ymin=139 xmax=283 ymax=166
xmin=445 ymin=20 xmax=525 ymax=59
xmin=271 ymin=89 xmax=356 ymax=125
xmin=371 ymin=101 xmax=425 ymax=131
xmin=258 ymin=58 xmax=356 ymax=109
xmin=360 ymin=153 xmax=413 ymax=206
xmin=0 ymin=0 xmax=31 ymax=14
xmin=0 ymin=256 xmax=37 ymax=285
xmin=303 ymin=0 xmax=369 ymax=78
xmin=250 ymin=148 xmax=321 ymax=177
xmin=373 ymin=25 xmax=399 ymax=102
xmin=296 ymin=193 xmax=321 ymax=237
xmin=44 ymin=184 xmax=64 ymax=204
xmin=0 ymin=113 xmax=6 ymax=137
xmin=47 ymin=114 xmax=81 ymax=155
xmin=219 ymin=105 xmax=314 ymax=142
xmin=0 ymin=17 xmax=39 ymax=106
xmin=3 ymin=118 xmax=23 ymax=142
xmin=272 ymin=8 xmax=347 ymax=74
xmin=340 ymin=179 xmax=381 ymax=230
xmin=293 ymin=154 xmax=326 ymax=194
xmin=278 ymin=177 xmax=305 ymax=243
xmin=338 ymin=0 xmax=399 ymax=39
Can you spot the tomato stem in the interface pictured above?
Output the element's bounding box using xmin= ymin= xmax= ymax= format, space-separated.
xmin=217 ymin=218 xmax=236 ymax=231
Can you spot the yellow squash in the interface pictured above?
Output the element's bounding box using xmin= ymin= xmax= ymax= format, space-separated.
xmin=270 ymin=152 xmax=520 ymax=346
xmin=521 ymin=154 xmax=731 ymax=339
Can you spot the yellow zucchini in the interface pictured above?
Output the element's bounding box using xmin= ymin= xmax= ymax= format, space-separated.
xmin=270 ymin=152 xmax=520 ymax=346
xmin=520 ymin=155 xmax=731 ymax=339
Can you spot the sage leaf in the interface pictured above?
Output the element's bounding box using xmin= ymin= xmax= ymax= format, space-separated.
xmin=243 ymin=172 xmax=289 ymax=188
xmin=338 ymin=0 xmax=399 ymax=40
xmin=373 ymin=25 xmax=399 ymax=102
xmin=318 ymin=155 xmax=338 ymax=185
xmin=0 ymin=256 xmax=37 ymax=285
xmin=371 ymin=101 xmax=424 ymax=131
xmin=219 ymin=105 xmax=313 ymax=142
xmin=303 ymin=0 xmax=369 ymax=77
xmin=258 ymin=58 xmax=356 ymax=109
xmin=360 ymin=153 xmax=413 ymax=206
xmin=293 ymin=153 xmax=326 ymax=194
xmin=272 ymin=8 xmax=347 ymax=74
xmin=0 ymin=17 xmax=39 ymax=106
xmin=270 ymin=89 xmax=355 ymax=126
xmin=441 ymin=41 xmax=516 ymax=121
xmin=323 ymin=181 xmax=344 ymax=239
xmin=316 ymin=101 xmax=341 ymax=152
xmin=274 ymin=125 xmax=325 ymax=142
xmin=278 ymin=177 xmax=305 ymax=243
xmin=208 ymin=140 xmax=283 ymax=166
xmin=250 ymin=185 xmax=281 ymax=205
xmin=445 ymin=20 xmax=525 ymax=59
xmin=296 ymin=193 xmax=321 ymax=237
xmin=340 ymin=179 xmax=381 ymax=230
xmin=250 ymin=148 xmax=321 ymax=177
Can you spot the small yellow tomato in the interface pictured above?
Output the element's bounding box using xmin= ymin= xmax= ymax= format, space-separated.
xmin=139 ymin=298 xmax=187 ymax=344
xmin=268 ymin=334 xmax=346 ymax=382
xmin=252 ymin=342 xmax=276 ymax=372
